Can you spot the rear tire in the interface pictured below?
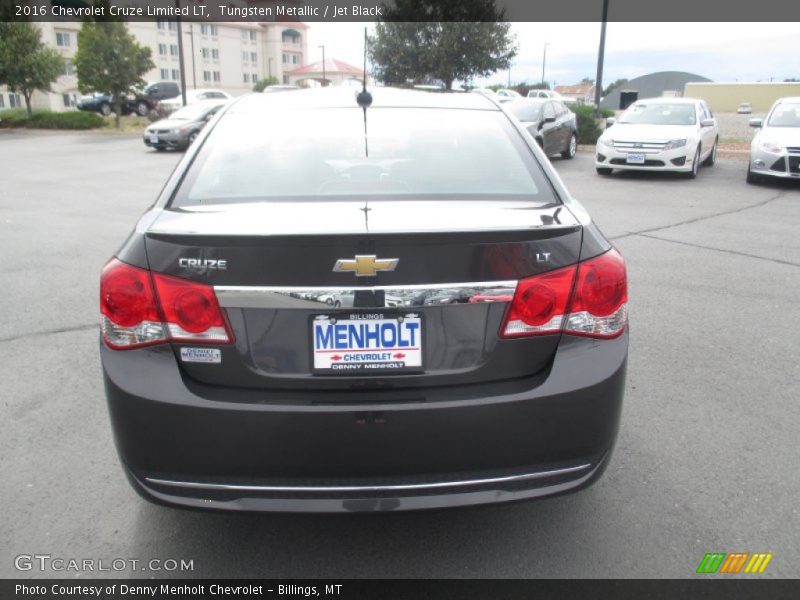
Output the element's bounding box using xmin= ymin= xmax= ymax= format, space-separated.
xmin=187 ymin=131 xmax=199 ymax=145
xmin=136 ymin=101 xmax=149 ymax=117
xmin=100 ymin=103 xmax=111 ymax=116
xmin=596 ymin=167 xmax=613 ymax=175
xmin=684 ymin=146 xmax=701 ymax=179
xmin=702 ymin=138 xmax=717 ymax=166
xmin=155 ymin=146 xmax=167 ymax=152
xmin=562 ymin=133 xmax=577 ymax=159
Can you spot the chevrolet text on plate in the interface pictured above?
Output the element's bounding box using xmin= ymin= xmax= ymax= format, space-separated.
xmin=99 ymin=87 xmax=628 ymax=513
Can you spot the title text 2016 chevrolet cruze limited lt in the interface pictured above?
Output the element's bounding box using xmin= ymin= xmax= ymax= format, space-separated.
xmin=100 ymin=88 xmax=628 ymax=513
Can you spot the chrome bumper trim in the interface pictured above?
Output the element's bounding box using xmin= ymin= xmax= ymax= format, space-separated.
xmin=145 ymin=463 xmax=591 ymax=494
xmin=214 ymin=280 xmax=517 ymax=309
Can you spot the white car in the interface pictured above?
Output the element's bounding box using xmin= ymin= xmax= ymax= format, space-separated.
xmin=158 ymin=89 xmax=233 ymax=114
xmin=747 ymin=97 xmax=800 ymax=184
xmin=527 ymin=89 xmax=577 ymax=105
xmin=595 ymin=97 xmax=719 ymax=179
xmin=495 ymin=89 xmax=522 ymax=102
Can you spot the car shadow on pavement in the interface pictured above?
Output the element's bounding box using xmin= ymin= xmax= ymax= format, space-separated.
xmin=128 ymin=489 xmax=597 ymax=578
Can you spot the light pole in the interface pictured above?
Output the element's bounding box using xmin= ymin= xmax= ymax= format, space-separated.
xmin=268 ymin=57 xmax=273 ymax=80
xmin=541 ymin=42 xmax=550 ymax=88
xmin=594 ymin=0 xmax=610 ymax=117
xmin=188 ymin=23 xmax=196 ymax=90
xmin=175 ymin=0 xmax=187 ymax=106
xmin=318 ymin=45 xmax=326 ymax=87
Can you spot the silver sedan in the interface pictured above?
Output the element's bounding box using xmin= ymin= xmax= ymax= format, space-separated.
xmin=747 ymin=97 xmax=800 ymax=183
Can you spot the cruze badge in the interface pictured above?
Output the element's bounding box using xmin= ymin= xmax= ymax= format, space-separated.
xmin=333 ymin=255 xmax=399 ymax=277
xmin=179 ymin=258 xmax=227 ymax=270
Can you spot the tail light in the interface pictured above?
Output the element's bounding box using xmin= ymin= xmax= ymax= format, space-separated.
xmin=100 ymin=259 xmax=232 ymax=350
xmin=500 ymin=248 xmax=627 ymax=339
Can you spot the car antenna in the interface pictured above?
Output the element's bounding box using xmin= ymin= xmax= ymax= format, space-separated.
xmin=356 ymin=27 xmax=372 ymax=110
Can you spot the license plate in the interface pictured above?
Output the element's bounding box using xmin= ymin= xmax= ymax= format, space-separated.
xmin=626 ymin=152 xmax=646 ymax=164
xmin=311 ymin=313 xmax=423 ymax=374
xmin=149 ymin=134 xmax=158 ymax=144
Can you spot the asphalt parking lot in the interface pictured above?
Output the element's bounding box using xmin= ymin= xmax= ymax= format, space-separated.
xmin=1 ymin=131 xmax=798 ymax=579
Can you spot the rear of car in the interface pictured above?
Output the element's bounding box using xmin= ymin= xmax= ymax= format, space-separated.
xmin=747 ymin=97 xmax=800 ymax=183
xmin=100 ymin=89 xmax=628 ymax=512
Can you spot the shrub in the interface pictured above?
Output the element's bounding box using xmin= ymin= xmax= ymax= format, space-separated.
xmin=572 ymin=105 xmax=615 ymax=145
xmin=253 ymin=76 xmax=280 ymax=92
xmin=0 ymin=110 xmax=104 ymax=129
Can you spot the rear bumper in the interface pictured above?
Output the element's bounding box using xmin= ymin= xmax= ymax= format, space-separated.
xmin=101 ymin=332 xmax=627 ymax=513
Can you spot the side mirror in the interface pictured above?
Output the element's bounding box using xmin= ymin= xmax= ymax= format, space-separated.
xmin=700 ymin=118 xmax=715 ymax=128
xmin=606 ymin=117 xmax=616 ymax=127
xmin=749 ymin=118 xmax=763 ymax=128
xmin=543 ymin=116 xmax=556 ymax=124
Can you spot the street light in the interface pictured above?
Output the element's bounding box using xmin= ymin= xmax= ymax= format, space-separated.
xmin=318 ymin=45 xmax=326 ymax=87
xmin=541 ymin=42 xmax=550 ymax=88
xmin=268 ymin=57 xmax=273 ymax=79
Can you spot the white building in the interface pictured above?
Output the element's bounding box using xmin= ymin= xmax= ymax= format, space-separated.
xmin=0 ymin=20 xmax=308 ymax=112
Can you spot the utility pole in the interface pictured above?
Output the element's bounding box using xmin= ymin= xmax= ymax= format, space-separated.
xmin=318 ymin=45 xmax=326 ymax=87
xmin=593 ymin=0 xmax=609 ymax=117
xmin=188 ymin=23 xmax=196 ymax=90
xmin=542 ymin=42 xmax=550 ymax=88
xmin=175 ymin=0 xmax=187 ymax=106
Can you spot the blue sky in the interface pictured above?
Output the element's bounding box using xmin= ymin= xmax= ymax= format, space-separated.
xmin=308 ymin=22 xmax=800 ymax=87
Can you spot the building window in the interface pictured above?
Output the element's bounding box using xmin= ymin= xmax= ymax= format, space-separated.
xmin=200 ymin=24 xmax=208 ymax=35
xmin=56 ymin=32 xmax=70 ymax=47
xmin=213 ymin=71 xmax=220 ymax=83
xmin=171 ymin=69 xmax=180 ymax=81
xmin=251 ymin=52 xmax=257 ymax=63
xmin=241 ymin=30 xmax=248 ymax=41
xmin=242 ymin=51 xmax=248 ymax=63
xmin=203 ymin=71 xmax=211 ymax=83
xmin=282 ymin=53 xmax=289 ymax=64
xmin=9 ymin=93 xmax=21 ymax=108
xmin=168 ymin=22 xmax=177 ymax=32
xmin=62 ymin=93 xmax=76 ymax=108
xmin=282 ymin=31 xmax=301 ymax=44
xmin=211 ymin=49 xmax=219 ymax=60
xmin=210 ymin=25 xmax=218 ymax=37
xmin=160 ymin=68 xmax=169 ymax=80
xmin=64 ymin=60 xmax=74 ymax=76
xmin=201 ymin=47 xmax=209 ymax=60
xmin=170 ymin=44 xmax=178 ymax=57
xmin=243 ymin=73 xmax=250 ymax=83
xmin=293 ymin=55 xmax=300 ymax=65
xmin=283 ymin=75 xmax=289 ymax=85
xmin=158 ymin=43 xmax=167 ymax=56
xmin=250 ymin=31 xmax=257 ymax=42
xmin=157 ymin=20 xmax=165 ymax=30
xmin=252 ymin=72 xmax=258 ymax=83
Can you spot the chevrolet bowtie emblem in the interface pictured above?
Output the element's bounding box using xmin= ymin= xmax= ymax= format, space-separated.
xmin=333 ymin=255 xmax=399 ymax=277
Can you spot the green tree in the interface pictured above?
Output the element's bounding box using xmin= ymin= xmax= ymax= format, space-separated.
xmin=369 ymin=0 xmax=517 ymax=91
xmin=253 ymin=76 xmax=280 ymax=92
xmin=73 ymin=18 xmax=154 ymax=128
xmin=603 ymin=78 xmax=628 ymax=96
xmin=0 ymin=22 xmax=64 ymax=117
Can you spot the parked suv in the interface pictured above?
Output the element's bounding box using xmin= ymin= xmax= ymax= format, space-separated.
xmin=77 ymin=93 xmax=131 ymax=117
xmin=128 ymin=81 xmax=181 ymax=117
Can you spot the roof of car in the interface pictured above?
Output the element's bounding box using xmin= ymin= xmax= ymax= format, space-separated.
xmin=227 ymin=87 xmax=500 ymax=113
xmin=776 ymin=96 xmax=800 ymax=103
xmin=633 ymin=97 xmax=703 ymax=104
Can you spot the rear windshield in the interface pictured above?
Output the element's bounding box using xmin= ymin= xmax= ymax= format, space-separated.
xmin=170 ymin=107 xmax=554 ymax=207
xmin=507 ymin=100 xmax=544 ymax=122
xmin=767 ymin=102 xmax=800 ymax=127
xmin=620 ymin=103 xmax=697 ymax=126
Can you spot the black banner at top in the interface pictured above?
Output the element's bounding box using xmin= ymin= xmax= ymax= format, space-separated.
xmin=2 ymin=0 xmax=800 ymax=22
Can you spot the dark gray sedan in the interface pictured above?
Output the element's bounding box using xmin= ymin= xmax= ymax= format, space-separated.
xmin=143 ymin=100 xmax=227 ymax=151
xmin=506 ymin=98 xmax=579 ymax=159
xmin=101 ymin=88 xmax=627 ymax=512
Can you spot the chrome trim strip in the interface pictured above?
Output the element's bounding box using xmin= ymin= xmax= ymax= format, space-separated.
xmin=145 ymin=464 xmax=590 ymax=494
xmin=215 ymin=280 xmax=518 ymax=309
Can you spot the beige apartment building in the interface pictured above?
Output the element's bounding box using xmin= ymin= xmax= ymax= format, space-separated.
xmin=0 ymin=19 xmax=308 ymax=112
